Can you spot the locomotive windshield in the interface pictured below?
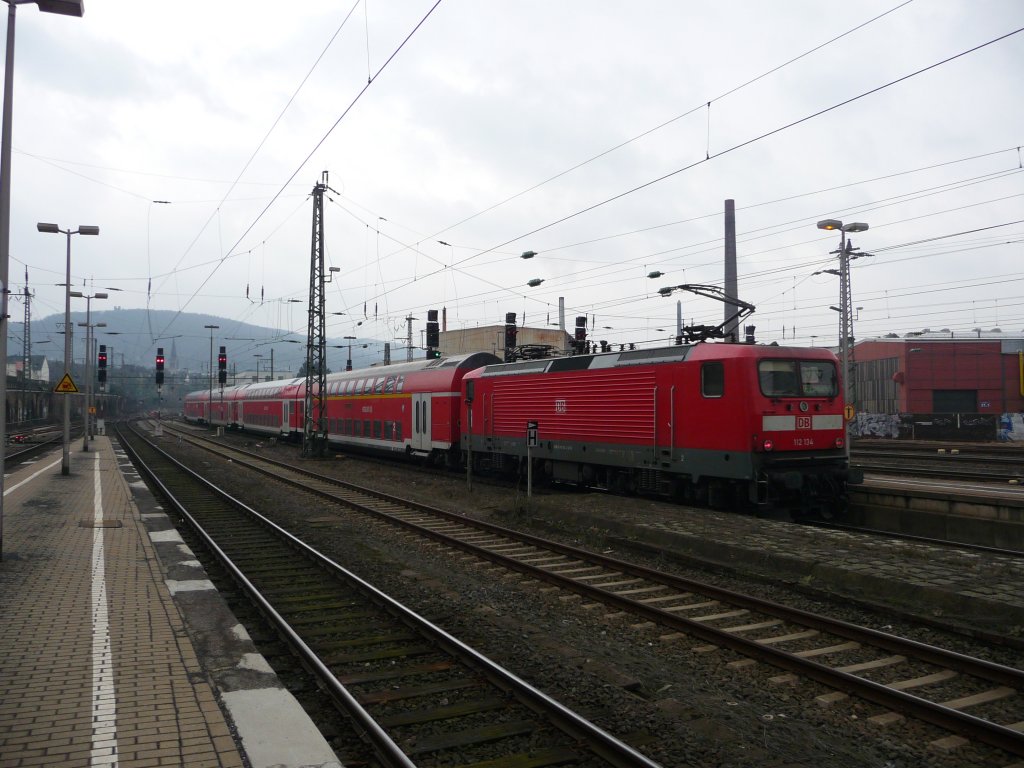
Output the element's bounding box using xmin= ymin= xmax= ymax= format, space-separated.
xmin=758 ymin=359 xmax=838 ymax=398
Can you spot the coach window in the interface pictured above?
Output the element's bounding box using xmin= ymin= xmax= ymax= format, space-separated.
xmin=395 ymin=375 xmax=405 ymax=393
xmin=384 ymin=376 xmax=396 ymax=394
xmin=373 ymin=420 xmax=382 ymax=438
xmin=363 ymin=419 xmax=372 ymax=436
xmin=701 ymin=361 xmax=724 ymax=398
xmin=374 ymin=377 xmax=384 ymax=394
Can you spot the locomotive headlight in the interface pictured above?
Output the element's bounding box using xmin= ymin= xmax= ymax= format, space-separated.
xmin=763 ymin=439 xmax=774 ymax=452
xmin=835 ymin=436 xmax=845 ymax=448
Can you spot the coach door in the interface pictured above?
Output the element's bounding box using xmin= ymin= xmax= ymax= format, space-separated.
xmin=412 ymin=393 xmax=431 ymax=452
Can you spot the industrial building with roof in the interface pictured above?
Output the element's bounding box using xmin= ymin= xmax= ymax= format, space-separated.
xmin=851 ymin=331 xmax=1024 ymax=441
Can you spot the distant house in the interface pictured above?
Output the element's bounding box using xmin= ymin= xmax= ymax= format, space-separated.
xmin=5 ymin=355 xmax=51 ymax=382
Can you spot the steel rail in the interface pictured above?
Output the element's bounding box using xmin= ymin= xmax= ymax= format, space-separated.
xmin=120 ymin=422 xmax=664 ymax=768
xmin=163 ymin=425 xmax=1024 ymax=758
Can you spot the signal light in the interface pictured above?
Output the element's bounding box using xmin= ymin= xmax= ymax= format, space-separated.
xmin=427 ymin=349 xmax=441 ymax=359
xmin=425 ymin=309 xmax=439 ymax=349
xmin=573 ymin=315 xmax=587 ymax=355
xmin=218 ymin=346 xmax=227 ymax=385
xmin=503 ymin=312 xmax=517 ymax=362
xmin=156 ymin=347 xmax=165 ymax=386
xmin=98 ymin=345 xmax=107 ymax=384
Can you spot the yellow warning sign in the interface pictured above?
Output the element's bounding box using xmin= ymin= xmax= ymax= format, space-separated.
xmin=54 ymin=373 xmax=79 ymax=394
xmin=844 ymin=404 xmax=856 ymax=422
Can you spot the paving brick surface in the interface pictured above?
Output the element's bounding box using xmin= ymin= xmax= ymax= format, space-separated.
xmin=0 ymin=438 xmax=244 ymax=768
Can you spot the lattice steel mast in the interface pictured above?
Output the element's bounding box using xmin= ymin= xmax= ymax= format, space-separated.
xmin=303 ymin=171 xmax=330 ymax=457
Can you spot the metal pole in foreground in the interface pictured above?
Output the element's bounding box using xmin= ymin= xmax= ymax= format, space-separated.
xmin=62 ymin=233 xmax=72 ymax=470
xmin=0 ymin=0 xmax=86 ymax=561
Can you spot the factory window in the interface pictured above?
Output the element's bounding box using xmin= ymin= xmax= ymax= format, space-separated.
xmin=702 ymin=362 xmax=724 ymax=398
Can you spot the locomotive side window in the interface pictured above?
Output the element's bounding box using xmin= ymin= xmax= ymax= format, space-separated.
xmin=701 ymin=362 xmax=724 ymax=398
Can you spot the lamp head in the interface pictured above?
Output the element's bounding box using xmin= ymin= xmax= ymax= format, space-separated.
xmin=77 ymin=226 xmax=99 ymax=236
xmin=842 ymin=222 xmax=869 ymax=233
xmin=35 ymin=0 xmax=85 ymax=17
xmin=817 ymin=219 xmax=843 ymax=231
xmin=37 ymin=222 xmax=60 ymax=233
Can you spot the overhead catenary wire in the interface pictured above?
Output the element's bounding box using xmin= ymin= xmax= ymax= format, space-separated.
xmin=154 ymin=0 xmax=444 ymax=341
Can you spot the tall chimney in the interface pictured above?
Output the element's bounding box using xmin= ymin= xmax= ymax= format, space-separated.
xmin=559 ymin=297 xmax=567 ymax=353
xmin=724 ymin=199 xmax=738 ymax=342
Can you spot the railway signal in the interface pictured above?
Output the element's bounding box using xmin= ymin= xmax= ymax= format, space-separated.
xmin=573 ymin=316 xmax=587 ymax=355
xmin=97 ymin=345 xmax=107 ymax=384
xmin=426 ymin=309 xmax=439 ymax=359
xmin=504 ymin=312 xmax=517 ymax=362
xmin=155 ymin=348 xmax=164 ymax=386
xmin=218 ymin=346 xmax=227 ymax=385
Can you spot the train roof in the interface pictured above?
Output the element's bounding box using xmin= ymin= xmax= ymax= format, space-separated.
xmin=183 ymin=351 xmax=501 ymax=401
xmin=470 ymin=342 xmax=837 ymax=378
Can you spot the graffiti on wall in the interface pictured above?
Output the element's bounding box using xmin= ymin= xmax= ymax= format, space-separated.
xmin=851 ymin=412 xmax=1024 ymax=441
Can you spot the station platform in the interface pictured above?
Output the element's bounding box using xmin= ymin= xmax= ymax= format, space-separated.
xmin=0 ymin=436 xmax=341 ymax=768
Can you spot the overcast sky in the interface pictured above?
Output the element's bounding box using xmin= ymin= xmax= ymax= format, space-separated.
xmin=10 ymin=0 xmax=1024 ymax=364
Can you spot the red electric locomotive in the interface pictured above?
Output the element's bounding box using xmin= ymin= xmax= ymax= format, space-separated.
xmin=461 ymin=342 xmax=858 ymax=518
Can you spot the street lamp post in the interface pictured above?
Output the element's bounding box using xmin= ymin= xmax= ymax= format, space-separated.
xmin=37 ymin=222 xmax=99 ymax=472
xmin=204 ymin=324 xmax=218 ymax=425
xmin=816 ymin=219 xmax=868 ymax=457
xmin=73 ymin=291 xmax=105 ymax=449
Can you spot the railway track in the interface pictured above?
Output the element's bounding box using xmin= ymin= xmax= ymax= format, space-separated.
xmin=116 ymin=421 xmax=661 ymax=768
xmin=152 ymin=420 xmax=1024 ymax=761
xmin=853 ymin=443 xmax=1024 ymax=484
